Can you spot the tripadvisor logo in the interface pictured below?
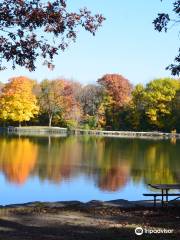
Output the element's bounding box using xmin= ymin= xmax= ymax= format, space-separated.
xmin=135 ymin=227 xmax=143 ymax=235
xmin=135 ymin=227 xmax=174 ymax=235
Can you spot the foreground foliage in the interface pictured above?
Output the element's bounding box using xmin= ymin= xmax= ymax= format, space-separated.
xmin=153 ymin=0 xmax=180 ymax=76
xmin=0 ymin=0 xmax=104 ymax=71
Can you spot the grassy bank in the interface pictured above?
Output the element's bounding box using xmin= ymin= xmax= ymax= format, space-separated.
xmin=7 ymin=126 xmax=67 ymax=134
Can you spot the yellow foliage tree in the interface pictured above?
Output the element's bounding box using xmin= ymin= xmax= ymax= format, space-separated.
xmin=144 ymin=78 xmax=180 ymax=128
xmin=0 ymin=76 xmax=39 ymax=126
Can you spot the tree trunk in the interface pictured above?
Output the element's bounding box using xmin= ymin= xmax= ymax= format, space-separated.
xmin=49 ymin=115 xmax=52 ymax=127
xmin=19 ymin=122 xmax=21 ymax=127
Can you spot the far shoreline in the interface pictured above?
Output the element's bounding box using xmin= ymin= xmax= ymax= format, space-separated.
xmin=2 ymin=126 xmax=180 ymax=139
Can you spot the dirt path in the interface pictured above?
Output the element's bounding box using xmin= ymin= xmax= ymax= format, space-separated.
xmin=0 ymin=200 xmax=179 ymax=240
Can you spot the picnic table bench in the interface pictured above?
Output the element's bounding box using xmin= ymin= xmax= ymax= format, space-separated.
xmin=143 ymin=184 xmax=180 ymax=206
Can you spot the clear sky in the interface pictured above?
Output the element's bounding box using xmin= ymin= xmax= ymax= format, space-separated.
xmin=0 ymin=0 xmax=179 ymax=85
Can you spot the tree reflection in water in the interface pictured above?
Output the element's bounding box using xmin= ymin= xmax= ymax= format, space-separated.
xmin=0 ymin=135 xmax=179 ymax=191
xmin=0 ymin=137 xmax=38 ymax=184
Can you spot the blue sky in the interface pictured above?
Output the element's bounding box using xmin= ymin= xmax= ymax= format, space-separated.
xmin=0 ymin=0 xmax=179 ymax=85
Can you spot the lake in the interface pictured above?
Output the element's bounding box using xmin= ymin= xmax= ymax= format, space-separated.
xmin=0 ymin=134 xmax=179 ymax=205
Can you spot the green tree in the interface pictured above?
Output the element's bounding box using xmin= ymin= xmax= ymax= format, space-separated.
xmin=125 ymin=84 xmax=147 ymax=130
xmin=172 ymin=89 xmax=180 ymax=131
xmin=125 ymin=79 xmax=180 ymax=131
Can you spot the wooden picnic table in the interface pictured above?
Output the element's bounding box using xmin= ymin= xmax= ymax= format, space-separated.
xmin=148 ymin=184 xmax=180 ymax=206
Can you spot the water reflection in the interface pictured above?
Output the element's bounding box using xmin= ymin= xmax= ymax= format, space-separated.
xmin=0 ymin=137 xmax=37 ymax=184
xmin=0 ymin=135 xmax=179 ymax=192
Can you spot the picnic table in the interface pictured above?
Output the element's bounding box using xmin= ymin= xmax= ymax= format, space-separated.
xmin=143 ymin=184 xmax=180 ymax=206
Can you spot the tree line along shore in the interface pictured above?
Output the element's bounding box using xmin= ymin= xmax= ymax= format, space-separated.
xmin=0 ymin=74 xmax=179 ymax=133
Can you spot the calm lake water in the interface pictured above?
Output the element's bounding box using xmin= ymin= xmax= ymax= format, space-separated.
xmin=0 ymin=134 xmax=179 ymax=205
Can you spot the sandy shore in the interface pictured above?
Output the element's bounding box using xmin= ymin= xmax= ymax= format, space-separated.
xmin=0 ymin=199 xmax=179 ymax=240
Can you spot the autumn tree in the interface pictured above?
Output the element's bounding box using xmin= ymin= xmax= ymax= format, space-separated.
xmin=77 ymin=84 xmax=103 ymax=128
xmin=124 ymin=78 xmax=180 ymax=131
xmin=68 ymin=81 xmax=82 ymax=102
xmin=124 ymin=84 xmax=148 ymax=130
xmin=122 ymin=78 xmax=180 ymax=131
xmin=144 ymin=78 xmax=180 ymax=130
xmin=153 ymin=0 xmax=180 ymax=75
xmin=0 ymin=82 xmax=4 ymax=94
xmin=38 ymin=79 xmax=81 ymax=127
xmin=60 ymin=80 xmax=82 ymax=128
xmin=0 ymin=0 xmax=105 ymax=71
xmin=38 ymin=79 xmax=64 ymax=127
xmin=0 ymin=76 xmax=39 ymax=126
xmin=97 ymin=74 xmax=132 ymax=129
xmin=78 ymin=84 xmax=102 ymax=116
xmin=98 ymin=74 xmax=132 ymax=108
xmin=173 ymin=90 xmax=180 ymax=131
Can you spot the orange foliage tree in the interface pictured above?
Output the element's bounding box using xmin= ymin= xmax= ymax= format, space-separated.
xmin=61 ymin=80 xmax=82 ymax=128
xmin=97 ymin=74 xmax=132 ymax=129
xmin=98 ymin=74 xmax=132 ymax=108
